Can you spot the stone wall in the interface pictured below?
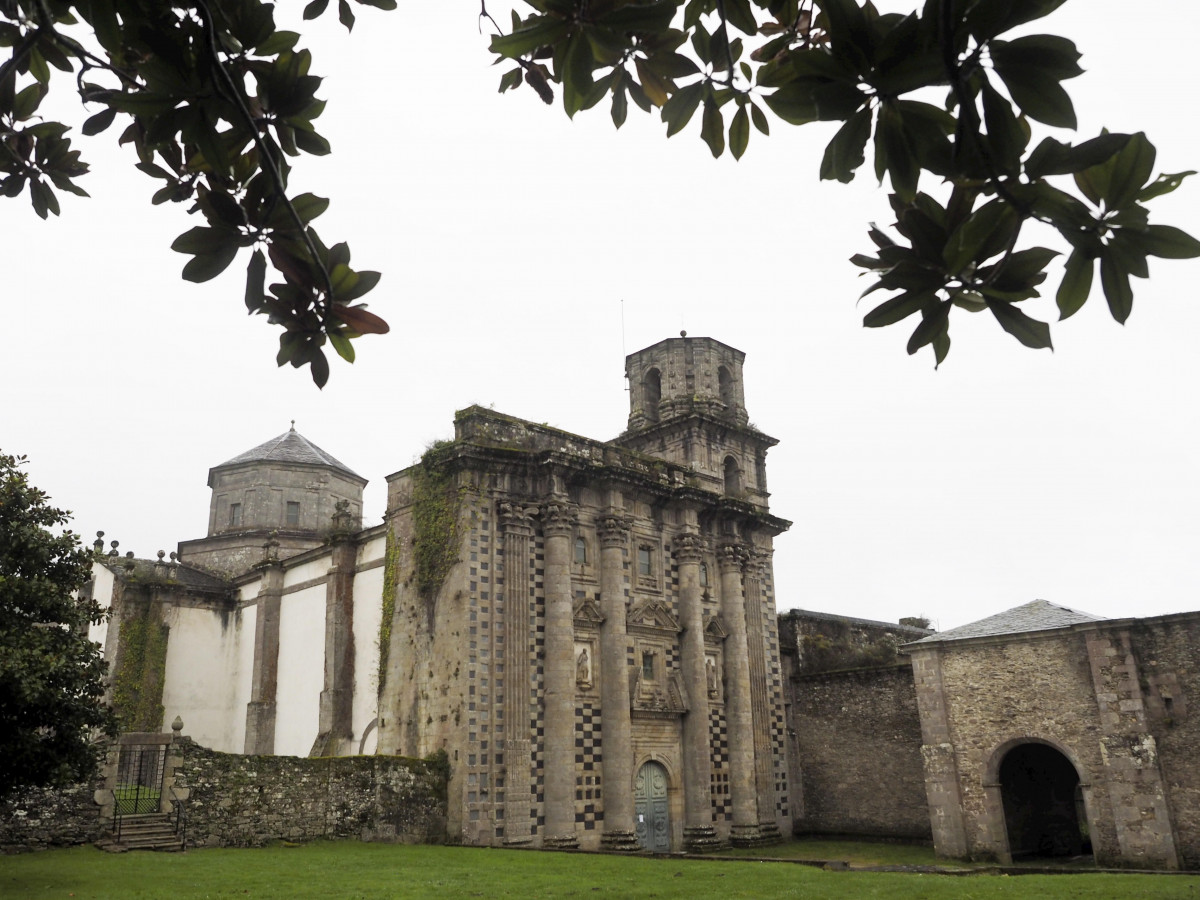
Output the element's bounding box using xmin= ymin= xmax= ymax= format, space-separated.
xmin=787 ymin=664 xmax=930 ymax=840
xmin=911 ymin=613 xmax=1200 ymax=870
xmin=1125 ymin=616 xmax=1200 ymax=869
xmin=172 ymin=739 xmax=447 ymax=847
xmin=0 ymin=781 xmax=103 ymax=853
xmin=779 ymin=609 xmax=931 ymax=674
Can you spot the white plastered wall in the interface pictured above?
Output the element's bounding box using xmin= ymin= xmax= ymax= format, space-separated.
xmin=229 ymin=583 xmax=257 ymax=753
xmin=285 ymin=556 xmax=331 ymax=589
xmin=274 ymin=581 xmax=325 ymax=756
xmin=87 ymin=563 xmax=115 ymax=652
xmin=352 ymin=534 xmax=386 ymax=755
xmin=160 ymin=601 xmax=245 ymax=752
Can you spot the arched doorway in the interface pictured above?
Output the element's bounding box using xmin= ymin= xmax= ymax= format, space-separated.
xmin=634 ymin=761 xmax=670 ymax=852
xmin=998 ymin=743 xmax=1091 ymax=860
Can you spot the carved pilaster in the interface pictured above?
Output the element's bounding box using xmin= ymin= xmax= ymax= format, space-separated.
xmin=499 ymin=501 xmax=536 ymax=844
xmin=742 ymin=546 xmax=781 ymax=845
xmin=595 ymin=510 xmax=639 ymax=850
xmin=540 ymin=498 xmax=579 ymax=848
xmin=675 ymin=529 xmax=721 ymax=851
xmin=245 ymin=560 xmax=283 ymax=755
xmin=311 ymin=536 xmax=357 ymax=758
xmin=717 ymin=539 xmax=760 ymax=846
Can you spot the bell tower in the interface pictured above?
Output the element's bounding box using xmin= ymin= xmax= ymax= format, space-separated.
xmin=617 ymin=333 xmax=777 ymax=510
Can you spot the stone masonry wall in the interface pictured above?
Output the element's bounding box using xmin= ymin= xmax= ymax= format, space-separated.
xmin=934 ymin=632 xmax=1109 ymax=862
xmin=789 ymin=664 xmax=931 ymax=840
xmin=1126 ymin=616 xmax=1200 ymax=869
xmin=0 ymin=781 xmax=103 ymax=854
xmin=172 ymin=739 xmax=447 ymax=847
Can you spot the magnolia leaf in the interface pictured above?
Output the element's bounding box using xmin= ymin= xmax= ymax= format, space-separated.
xmin=1123 ymin=225 xmax=1200 ymax=260
xmin=329 ymin=330 xmax=356 ymax=363
xmin=245 ymin=249 xmax=267 ymax=312
xmin=1056 ymin=248 xmax=1094 ymax=320
xmin=729 ymin=105 xmax=750 ymax=160
xmin=1137 ymin=170 xmax=1197 ymax=203
xmin=700 ymin=96 xmax=724 ymax=158
xmin=820 ymin=107 xmax=871 ymax=183
xmin=333 ymin=304 xmax=390 ymax=334
xmin=1099 ymin=253 xmax=1133 ymax=324
xmin=990 ymin=302 xmax=1053 ymax=349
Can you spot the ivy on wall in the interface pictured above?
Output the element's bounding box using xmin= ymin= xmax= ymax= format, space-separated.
xmin=377 ymin=525 xmax=399 ymax=691
xmin=411 ymin=442 xmax=463 ymax=603
xmin=111 ymin=604 xmax=169 ymax=731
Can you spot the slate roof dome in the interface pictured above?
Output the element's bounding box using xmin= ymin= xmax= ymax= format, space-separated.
xmin=209 ymin=423 xmax=364 ymax=486
xmin=910 ymin=599 xmax=1104 ymax=645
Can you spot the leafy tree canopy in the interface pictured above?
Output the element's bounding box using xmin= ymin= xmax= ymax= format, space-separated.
xmin=2 ymin=0 xmax=1197 ymax=380
xmin=486 ymin=0 xmax=1200 ymax=364
xmin=0 ymin=451 xmax=117 ymax=799
xmin=0 ymin=0 xmax=392 ymax=387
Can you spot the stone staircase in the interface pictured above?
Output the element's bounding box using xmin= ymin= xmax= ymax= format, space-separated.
xmin=97 ymin=813 xmax=183 ymax=852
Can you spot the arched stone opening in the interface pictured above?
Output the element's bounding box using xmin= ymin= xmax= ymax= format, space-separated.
xmin=998 ymin=742 xmax=1092 ymax=860
xmin=723 ymin=456 xmax=741 ymax=496
xmin=718 ymin=365 xmax=734 ymax=408
xmin=643 ymin=368 xmax=662 ymax=422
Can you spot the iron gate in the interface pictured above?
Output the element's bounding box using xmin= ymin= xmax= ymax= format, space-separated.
xmin=114 ymin=742 xmax=167 ymax=815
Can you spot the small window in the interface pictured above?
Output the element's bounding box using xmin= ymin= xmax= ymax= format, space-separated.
xmin=644 ymin=368 xmax=662 ymax=422
xmin=286 ymin=501 xmax=300 ymax=527
xmin=642 ymin=652 xmax=655 ymax=680
xmin=699 ymin=562 xmax=709 ymax=587
xmin=229 ymin=502 xmax=242 ymax=528
xmin=574 ymin=536 xmax=587 ymax=565
xmin=637 ymin=546 xmax=653 ymax=577
xmin=719 ymin=365 xmax=735 ymax=408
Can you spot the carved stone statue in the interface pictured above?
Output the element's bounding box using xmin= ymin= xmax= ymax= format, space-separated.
xmin=706 ymin=658 xmax=719 ymax=698
xmin=576 ymin=647 xmax=591 ymax=686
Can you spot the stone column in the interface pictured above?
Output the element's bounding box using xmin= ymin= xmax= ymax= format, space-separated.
xmin=312 ymin=520 xmax=356 ymax=757
xmin=676 ymin=530 xmax=722 ymax=851
xmin=540 ymin=498 xmax=579 ymax=849
xmin=718 ymin=540 xmax=759 ymax=846
xmin=500 ymin=502 xmax=535 ymax=845
xmin=244 ymin=541 xmax=283 ymax=755
xmin=597 ymin=512 xmax=639 ymax=851
xmin=743 ymin=548 xmax=781 ymax=844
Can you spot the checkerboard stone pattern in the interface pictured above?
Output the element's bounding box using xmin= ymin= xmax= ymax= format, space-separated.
xmin=574 ymin=702 xmax=603 ymax=829
xmin=709 ymin=707 xmax=731 ymax=820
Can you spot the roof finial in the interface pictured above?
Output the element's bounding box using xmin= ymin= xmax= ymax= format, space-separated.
xmin=680 ymin=329 xmax=687 ymax=338
xmin=290 ymin=419 xmax=296 ymax=432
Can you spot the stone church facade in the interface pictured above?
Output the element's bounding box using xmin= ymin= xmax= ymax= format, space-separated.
xmin=80 ymin=334 xmax=1200 ymax=868
xmin=87 ymin=335 xmax=793 ymax=852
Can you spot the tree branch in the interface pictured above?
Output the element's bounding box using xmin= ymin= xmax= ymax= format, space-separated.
xmin=193 ymin=0 xmax=336 ymax=308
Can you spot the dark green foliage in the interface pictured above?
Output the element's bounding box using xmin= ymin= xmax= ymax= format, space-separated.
xmin=0 ymin=452 xmax=117 ymax=799
xmin=0 ymin=0 xmax=390 ymax=387
xmin=489 ymin=0 xmax=1200 ymax=364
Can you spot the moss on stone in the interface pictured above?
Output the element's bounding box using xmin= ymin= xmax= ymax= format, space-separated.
xmin=111 ymin=605 xmax=168 ymax=731
xmin=378 ymin=524 xmax=400 ymax=691
xmin=411 ymin=443 xmax=463 ymax=603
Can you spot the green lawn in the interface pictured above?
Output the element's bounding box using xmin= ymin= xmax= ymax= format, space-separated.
xmin=720 ymin=837 xmax=960 ymax=867
xmin=2 ymin=842 xmax=1197 ymax=899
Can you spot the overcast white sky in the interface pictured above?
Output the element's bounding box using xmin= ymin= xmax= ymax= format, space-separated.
xmin=3 ymin=1 xmax=1198 ymax=633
